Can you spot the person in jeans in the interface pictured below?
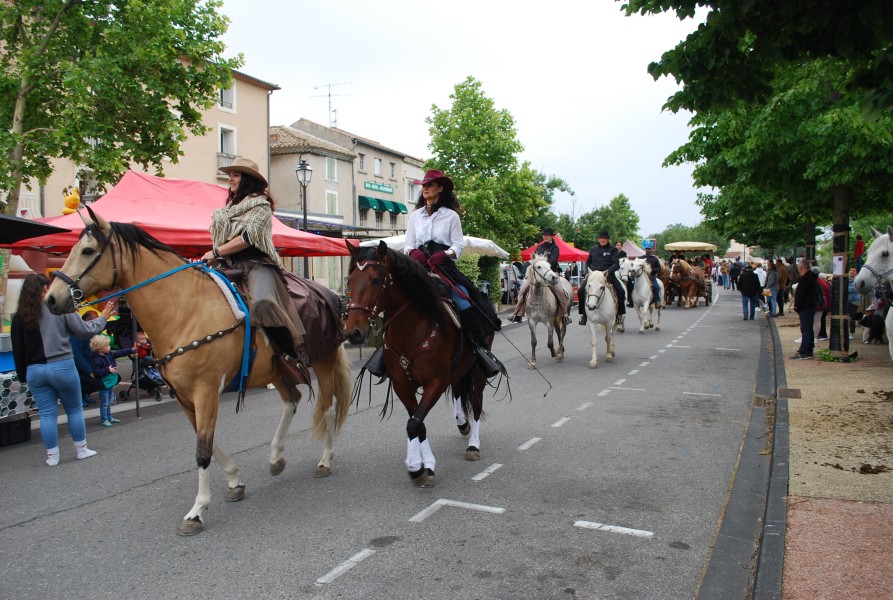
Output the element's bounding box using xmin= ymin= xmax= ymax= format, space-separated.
xmin=764 ymin=261 xmax=779 ymax=317
xmin=792 ymin=259 xmax=819 ymax=359
xmin=737 ymin=265 xmax=762 ymax=320
xmin=10 ymin=274 xmax=115 ymax=466
xmin=814 ymin=267 xmax=831 ymax=341
xmin=90 ymin=335 xmax=135 ymax=427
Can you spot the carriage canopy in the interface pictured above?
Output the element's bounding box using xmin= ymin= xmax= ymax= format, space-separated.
xmin=664 ymin=241 xmax=717 ymax=252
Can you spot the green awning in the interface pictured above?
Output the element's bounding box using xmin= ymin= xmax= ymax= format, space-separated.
xmin=358 ymin=196 xmax=385 ymax=212
xmin=380 ymin=200 xmax=402 ymax=214
xmin=394 ymin=202 xmax=408 ymax=214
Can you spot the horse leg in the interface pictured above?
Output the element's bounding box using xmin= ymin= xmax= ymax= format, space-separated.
xmin=465 ymin=369 xmax=485 ymax=461
xmin=214 ymin=444 xmax=245 ymax=502
xmin=398 ymin=381 xmax=438 ymax=487
xmin=553 ymin=317 xmax=565 ymax=362
xmin=269 ymin=401 xmax=296 ymax=477
xmin=528 ymin=321 xmax=538 ymax=369
xmin=655 ymin=305 xmax=662 ymax=331
xmin=454 ymin=397 xmax=470 ymax=436
xmin=606 ymin=323 xmax=617 ymax=360
xmin=547 ymin=321 xmax=557 ymax=359
xmin=176 ymin=388 xmax=219 ymax=536
xmin=587 ymin=318 xmax=599 ymax=368
xmin=310 ymin=355 xmax=341 ymax=478
xmin=637 ymin=304 xmax=646 ymax=334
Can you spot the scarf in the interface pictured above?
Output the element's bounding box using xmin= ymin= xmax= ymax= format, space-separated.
xmin=210 ymin=194 xmax=282 ymax=268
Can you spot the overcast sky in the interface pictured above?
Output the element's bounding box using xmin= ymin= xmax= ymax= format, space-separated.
xmin=220 ymin=0 xmax=704 ymax=237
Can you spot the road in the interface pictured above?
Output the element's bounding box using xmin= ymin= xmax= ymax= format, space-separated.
xmin=0 ymin=288 xmax=769 ymax=600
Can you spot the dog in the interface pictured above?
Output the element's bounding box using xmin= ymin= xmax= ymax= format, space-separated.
xmin=854 ymin=311 xmax=887 ymax=344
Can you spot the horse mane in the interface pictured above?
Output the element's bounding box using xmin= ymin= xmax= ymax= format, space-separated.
xmin=675 ymin=258 xmax=691 ymax=271
xmin=350 ymin=246 xmax=444 ymax=326
xmin=84 ymin=222 xmax=185 ymax=264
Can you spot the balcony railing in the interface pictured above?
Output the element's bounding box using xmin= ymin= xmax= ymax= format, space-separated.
xmin=217 ymin=153 xmax=236 ymax=178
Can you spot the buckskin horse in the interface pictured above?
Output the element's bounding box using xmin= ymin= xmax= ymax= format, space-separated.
xmin=345 ymin=241 xmax=495 ymax=488
xmin=45 ymin=210 xmax=353 ymax=536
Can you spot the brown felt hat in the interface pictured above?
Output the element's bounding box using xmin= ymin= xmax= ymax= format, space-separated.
xmin=219 ymin=157 xmax=267 ymax=187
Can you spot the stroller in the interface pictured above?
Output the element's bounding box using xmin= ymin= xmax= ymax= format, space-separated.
xmin=118 ymin=357 xmax=167 ymax=402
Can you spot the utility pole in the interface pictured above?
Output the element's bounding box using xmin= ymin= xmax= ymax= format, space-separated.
xmin=312 ymin=82 xmax=352 ymax=127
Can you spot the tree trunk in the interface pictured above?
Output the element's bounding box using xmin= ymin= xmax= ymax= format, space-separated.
xmin=804 ymin=219 xmax=815 ymax=262
xmin=829 ymin=186 xmax=851 ymax=355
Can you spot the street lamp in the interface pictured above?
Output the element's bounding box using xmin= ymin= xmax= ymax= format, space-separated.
xmin=295 ymin=159 xmax=312 ymax=276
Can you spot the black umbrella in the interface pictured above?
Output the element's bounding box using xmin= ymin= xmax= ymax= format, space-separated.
xmin=0 ymin=213 xmax=71 ymax=244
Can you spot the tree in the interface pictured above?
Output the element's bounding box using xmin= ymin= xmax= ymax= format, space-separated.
xmin=426 ymin=76 xmax=564 ymax=257
xmin=561 ymin=194 xmax=641 ymax=251
xmin=1 ymin=0 xmax=241 ymax=215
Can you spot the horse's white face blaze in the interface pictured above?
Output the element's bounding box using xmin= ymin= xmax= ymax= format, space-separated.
xmin=45 ymin=227 xmax=114 ymax=314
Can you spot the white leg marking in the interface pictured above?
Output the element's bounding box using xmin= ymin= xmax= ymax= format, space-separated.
xmin=184 ymin=466 xmax=211 ymax=523
xmin=406 ymin=437 xmax=422 ymax=472
xmin=270 ymin=403 xmax=295 ymax=466
xmin=454 ymin=397 xmax=467 ymax=427
xmin=212 ymin=444 xmax=242 ymax=490
xmin=419 ymin=438 xmax=436 ymax=471
xmin=468 ymin=418 xmax=481 ymax=450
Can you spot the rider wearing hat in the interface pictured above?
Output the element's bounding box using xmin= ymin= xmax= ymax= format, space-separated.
xmin=579 ymin=230 xmax=625 ymax=325
xmin=643 ymin=242 xmax=662 ymax=306
xmin=509 ymin=227 xmax=565 ymax=323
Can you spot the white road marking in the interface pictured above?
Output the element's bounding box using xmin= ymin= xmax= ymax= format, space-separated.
xmin=577 ymin=402 xmax=593 ymax=411
xmin=715 ymin=347 xmax=741 ymax=351
xmin=574 ymin=520 xmax=654 ymax=538
xmin=667 ymin=345 xmax=691 ymax=348
xmin=518 ymin=437 xmax=541 ymax=450
xmin=639 ymin=362 xmax=650 ymax=367
xmin=649 ymin=355 xmax=658 ymax=360
xmin=609 ymin=387 xmax=645 ymax=391
xmin=409 ymin=498 xmax=506 ymax=523
xmin=627 ymin=369 xmax=639 ymax=375
xmin=613 ymin=378 xmax=626 ymax=386
xmin=316 ymin=548 xmax=377 ymax=584
xmin=472 ymin=463 xmax=503 ymax=481
xmin=598 ymin=389 xmax=611 ymax=397
xmin=658 ymin=349 xmax=666 ymax=353
xmin=551 ymin=417 xmax=571 ymax=428
xmin=683 ymin=392 xmax=722 ymax=397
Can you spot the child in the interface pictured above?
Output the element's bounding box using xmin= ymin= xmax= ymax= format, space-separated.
xmin=90 ymin=335 xmax=135 ymax=427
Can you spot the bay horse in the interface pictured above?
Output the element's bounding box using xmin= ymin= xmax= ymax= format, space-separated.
xmin=523 ymin=253 xmax=573 ymax=369
xmin=671 ymin=259 xmax=704 ymax=308
xmin=45 ymin=210 xmax=353 ymax=536
xmin=581 ymin=270 xmax=619 ymax=368
xmin=345 ymin=241 xmax=492 ymax=488
xmin=853 ymin=225 xmax=893 ymax=364
xmin=624 ymin=257 xmax=664 ymax=333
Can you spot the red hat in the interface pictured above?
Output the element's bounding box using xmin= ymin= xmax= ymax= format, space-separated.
xmin=414 ymin=169 xmax=453 ymax=192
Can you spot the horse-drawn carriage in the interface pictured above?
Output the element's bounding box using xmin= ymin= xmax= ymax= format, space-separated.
xmin=664 ymin=241 xmax=717 ymax=308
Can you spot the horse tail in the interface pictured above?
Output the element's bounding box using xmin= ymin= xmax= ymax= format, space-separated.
xmin=313 ymin=345 xmax=354 ymax=439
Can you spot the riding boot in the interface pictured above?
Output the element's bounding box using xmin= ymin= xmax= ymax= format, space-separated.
xmin=459 ymin=309 xmax=504 ymax=379
xmin=510 ymin=288 xmax=528 ymax=323
xmin=362 ymin=346 xmax=388 ymax=379
xmin=264 ymin=326 xmax=311 ymax=388
xmin=626 ymin=281 xmax=634 ymax=308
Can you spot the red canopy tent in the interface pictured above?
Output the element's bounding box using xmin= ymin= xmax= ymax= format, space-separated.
xmin=5 ymin=171 xmax=353 ymax=257
xmin=520 ymin=235 xmax=589 ymax=262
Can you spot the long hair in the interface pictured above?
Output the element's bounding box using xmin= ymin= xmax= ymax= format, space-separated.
xmin=17 ymin=273 xmax=50 ymax=330
xmin=227 ymin=172 xmax=276 ymax=210
xmin=415 ymin=187 xmax=460 ymax=213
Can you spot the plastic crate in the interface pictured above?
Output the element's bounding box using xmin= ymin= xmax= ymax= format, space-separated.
xmin=0 ymin=412 xmax=32 ymax=446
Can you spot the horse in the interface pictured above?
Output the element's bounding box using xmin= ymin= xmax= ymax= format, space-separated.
xmin=345 ymin=241 xmax=492 ymax=488
xmin=671 ymin=259 xmax=704 ymax=308
xmin=44 ymin=210 xmax=354 ymax=536
xmin=623 ymin=257 xmax=663 ymax=333
xmin=523 ymin=253 xmax=573 ymax=369
xmin=581 ymin=270 xmax=619 ymax=368
xmin=853 ymin=225 xmax=893 ymax=364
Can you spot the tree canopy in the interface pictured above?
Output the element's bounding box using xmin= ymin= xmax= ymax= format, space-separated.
xmin=1 ymin=0 xmax=241 ymax=213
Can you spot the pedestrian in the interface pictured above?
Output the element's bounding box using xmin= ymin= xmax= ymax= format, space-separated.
xmin=201 ymin=156 xmax=309 ymax=390
xmin=89 ymin=335 xmax=135 ymax=427
xmin=729 ymin=262 xmax=741 ymax=291
xmin=775 ymin=259 xmax=790 ymax=316
xmin=721 ymin=261 xmax=730 ymax=289
xmin=71 ymin=310 xmax=102 ymax=408
xmin=764 ymin=261 xmax=779 ymax=316
xmin=792 ymin=259 xmax=820 ymax=359
xmin=511 ymin=226 xmax=562 ymax=323
xmin=854 ymin=234 xmax=865 ymax=271
xmin=10 ymin=273 xmax=115 ymax=466
xmin=737 ymin=264 xmax=762 ymax=320
xmin=815 ymin=268 xmax=831 ymax=341
xmin=847 ymin=267 xmax=860 ymax=340
xmin=578 ymin=230 xmax=626 ymax=325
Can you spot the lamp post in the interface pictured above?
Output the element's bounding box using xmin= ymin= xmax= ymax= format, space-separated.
xmin=295 ymin=159 xmax=312 ymax=276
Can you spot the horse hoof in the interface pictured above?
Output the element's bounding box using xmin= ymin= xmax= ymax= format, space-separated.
xmin=410 ymin=468 xmax=435 ymax=488
xmin=270 ymin=458 xmax=286 ymax=476
xmin=313 ymin=465 xmax=332 ymax=478
xmin=639 ymin=330 xmax=644 ymax=334
xmin=527 ymin=363 xmax=536 ymax=370
xmin=177 ymin=518 xmax=203 ymax=536
xmin=588 ymin=361 xmax=598 ymax=369
xmin=655 ymin=326 xmax=661 ymax=331
xmin=457 ymin=421 xmax=471 ymax=436
xmin=224 ymin=484 xmax=245 ymax=502
xmin=465 ymin=447 xmax=481 ymax=461
xmin=554 ymin=356 xmax=564 ymax=363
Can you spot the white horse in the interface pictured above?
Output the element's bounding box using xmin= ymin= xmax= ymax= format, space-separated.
xmin=622 ymin=257 xmax=663 ymax=334
xmin=853 ymin=225 xmax=893 ymax=363
xmin=582 ymin=270 xmax=619 ymax=368
xmin=524 ymin=253 xmax=573 ymax=369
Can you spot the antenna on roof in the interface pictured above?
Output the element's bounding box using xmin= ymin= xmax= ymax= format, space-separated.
xmin=311 ymin=82 xmax=352 ymax=127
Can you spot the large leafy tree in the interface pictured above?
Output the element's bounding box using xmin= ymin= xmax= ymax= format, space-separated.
xmin=1 ymin=0 xmax=241 ymax=214
xmin=564 ymin=194 xmax=641 ymax=251
xmin=426 ymin=76 xmax=568 ymax=257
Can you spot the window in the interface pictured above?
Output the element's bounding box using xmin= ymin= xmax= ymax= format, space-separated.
xmin=219 ymin=85 xmax=235 ymax=110
xmin=374 ymin=211 xmax=383 ymax=228
xmin=217 ymin=126 xmax=236 ymax=178
xmin=325 ymin=191 xmax=337 ymax=215
xmin=374 ymin=158 xmax=382 ymax=177
xmin=389 ymin=162 xmax=396 ymax=179
xmin=359 ymin=209 xmax=368 ymax=227
xmin=389 ymin=212 xmax=397 ymax=228
xmin=326 ymin=157 xmax=337 ymax=181
xmin=358 ymin=153 xmax=365 ymax=172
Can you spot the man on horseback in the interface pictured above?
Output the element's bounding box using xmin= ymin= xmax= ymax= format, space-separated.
xmin=643 ymin=243 xmax=662 ymax=305
xmin=578 ymin=231 xmax=625 ymax=325
xmin=510 ymin=227 xmax=570 ymax=324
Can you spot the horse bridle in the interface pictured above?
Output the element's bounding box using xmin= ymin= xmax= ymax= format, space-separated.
xmin=861 ymin=263 xmax=893 ymax=289
xmin=51 ymin=225 xmax=119 ymax=307
xmin=346 ymin=259 xmax=393 ymax=319
xmin=585 ymin=273 xmax=606 ymax=308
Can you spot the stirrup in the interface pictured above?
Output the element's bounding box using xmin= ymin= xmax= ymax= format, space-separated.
xmin=362 ymin=346 xmax=388 ymax=379
xmin=278 ymin=354 xmax=311 ymax=388
xmin=474 ymin=346 xmax=504 ymax=379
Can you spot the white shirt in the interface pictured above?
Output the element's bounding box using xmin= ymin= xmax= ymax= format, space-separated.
xmin=754 ymin=266 xmax=767 ymax=286
xmin=403 ymin=206 xmax=465 ymax=259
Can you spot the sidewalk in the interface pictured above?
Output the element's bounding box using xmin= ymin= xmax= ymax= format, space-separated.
xmin=771 ymin=310 xmax=893 ymax=599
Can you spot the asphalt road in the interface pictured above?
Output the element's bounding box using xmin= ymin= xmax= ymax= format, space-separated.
xmin=0 ymin=288 xmax=768 ymax=600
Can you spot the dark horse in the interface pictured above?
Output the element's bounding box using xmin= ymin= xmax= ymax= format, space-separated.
xmin=345 ymin=241 xmax=493 ymax=487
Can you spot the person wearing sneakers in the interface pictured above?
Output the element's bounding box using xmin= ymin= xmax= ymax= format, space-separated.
xmin=89 ymin=335 xmax=135 ymax=427
xmin=11 ymin=274 xmax=114 ymax=466
xmin=792 ymin=259 xmax=819 ymax=359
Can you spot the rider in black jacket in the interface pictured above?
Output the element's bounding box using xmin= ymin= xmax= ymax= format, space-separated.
xmin=510 ymin=227 xmax=563 ymax=323
xmin=579 ymin=231 xmax=625 ymax=325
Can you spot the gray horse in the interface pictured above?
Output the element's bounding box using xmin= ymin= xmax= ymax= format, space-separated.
xmin=523 ymin=253 xmax=573 ymax=369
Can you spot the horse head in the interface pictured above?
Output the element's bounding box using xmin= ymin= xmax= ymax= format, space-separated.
xmin=345 ymin=240 xmax=392 ymax=344
xmin=854 ymin=225 xmax=893 ymax=295
xmin=584 ymin=270 xmax=608 ymax=310
xmin=46 ymin=206 xmax=117 ymax=315
xmin=528 ymin=253 xmax=560 ymax=286
xmin=629 ymin=257 xmax=647 ymax=278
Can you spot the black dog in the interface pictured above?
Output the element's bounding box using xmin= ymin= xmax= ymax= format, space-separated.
xmin=854 ymin=312 xmax=886 ymax=343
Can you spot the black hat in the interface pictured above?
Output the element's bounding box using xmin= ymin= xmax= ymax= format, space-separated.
xmin=540 ymin=227 xmax=555 ymax=236
xmin=598 ymin=230 xmax=610 ymax=239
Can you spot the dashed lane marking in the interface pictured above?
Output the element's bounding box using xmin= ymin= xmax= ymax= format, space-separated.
xmin=639 ymin=362 xmax=650 ymax=367
xmin=683 ymin=391 xmax=722 ymax=397
xmin=649 ymin=355 xmax=658 ymax=360
xmin=472 ymin=463 xmax=503 ymax=481
xmin=715 ymin=347 xmax=741 ymax=351
xmin=614 ymin=378 xmax=626 ymax=386
xmin=598 ymin=389 xmax=611 ymax=397
xmin=577 ymin=402 xmax=593 ymax=411
xmin=316 ymin=548 xmax=377 ymax=585
xmin=409 ymin=499 xmax=506 ymax=523
xmin=574 ymin=520 xmax=654 ymax=538
xmin=666 ymin=345 xmax=691 ymax=348
xmin=551 ymin=417 xmax=571 ymax=428
xmin=518 ymin=437 xmax=541 ymax=450
xmin=627 ymin=369 xmax=639 ymax=375
xmin=609 ymin=387 xmax=645 ymax=391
